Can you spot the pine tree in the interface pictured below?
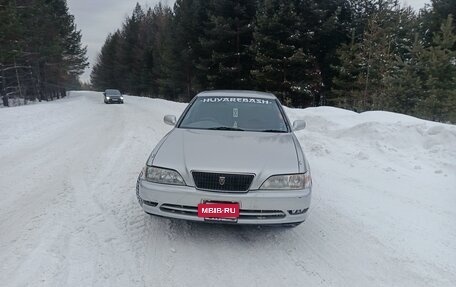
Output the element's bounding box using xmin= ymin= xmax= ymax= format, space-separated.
xmin=159 ymin=0 xmax=209 ymax=100
xmin=137 ymin=7 xmax=156 ymax=96
xmin=294 ymin=0 xmax=352 ymax=105
xmin=117 ymin=3 xmax=146 ymax=95
xmin=251 ymin=0 xmax=321 ymax=106
xmin=150 ymin=3 xmax=173 ymax=97
xmin=331 ymin=30 xmax=364 ymax=109
xmin=0 ymin=1 xmax=24 ymax=63
xmin=420 ymin=0 xmax=456 ymax=45
xmin=385 ymin=34 xmax=425 ymax=114
xmin=0 ymin=0 xmax=87 ymax=88
xmin=198 ymin=0 xmax=256 ymax=89
xmin=60 ymin=11 xmax=88 ymax=78
xmin=91 ymin=32 xmax=122 ymax=90
xmin=416 ymin=15 xmax=456 ymax=122
xmin=90 ymin=3 xmax=173 ymax=96
xmin=332 ymin=13 xmax=392 ymax=111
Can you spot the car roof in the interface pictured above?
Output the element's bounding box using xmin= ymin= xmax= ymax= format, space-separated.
xmin=197 ymin=90 xmax=277 ymax=100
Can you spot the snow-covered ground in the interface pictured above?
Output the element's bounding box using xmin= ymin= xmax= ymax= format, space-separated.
xmin=0 ymin=91 xmax=455 ymax=287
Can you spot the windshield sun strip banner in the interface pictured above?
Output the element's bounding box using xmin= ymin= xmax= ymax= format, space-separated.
xmin=200 ymin=97 xmax=271 ymax=104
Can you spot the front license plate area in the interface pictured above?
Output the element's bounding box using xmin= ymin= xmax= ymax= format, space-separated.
xmin=204 ymin=217 xmax=238 ymax=223
xmin=198 ymin=201 xmax=240 ymax=222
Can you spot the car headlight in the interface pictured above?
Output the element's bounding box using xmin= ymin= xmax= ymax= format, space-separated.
xmin=260 ymin=172 xmax=312 ymax=190
xmin=120 ymin=96 xmax=124 ymax=99
xmin=106 ymin=96 xmax=110 ymax=99
xmin=145 ymin=166 xmax=185 ymax=185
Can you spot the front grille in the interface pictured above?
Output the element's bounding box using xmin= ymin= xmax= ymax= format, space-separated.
xmin=192 ymin=171 xmax=254 ymax=192
xmin=239 ymin=209 xmax=285 ymax=220
xmin=160 ymin=204 xmax=286 ymax=220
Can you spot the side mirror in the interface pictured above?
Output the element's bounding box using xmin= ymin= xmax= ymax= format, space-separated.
xmin=164 ymin=115 xmax=177 ymax=126
xmin=103 ymin=92 xmax=106 ymax=96
xmin=292 ymin=120 xmax=306 ymax=131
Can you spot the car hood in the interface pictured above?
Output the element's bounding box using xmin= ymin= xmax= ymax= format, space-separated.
xmin=149 ymin=128 xmax=304 ymax=189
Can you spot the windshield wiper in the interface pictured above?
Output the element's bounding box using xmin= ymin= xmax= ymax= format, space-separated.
xmin=208 ymin=126 xmax=244 ymax=131
xmin=260 ymin=129 xmax=287 ymax=133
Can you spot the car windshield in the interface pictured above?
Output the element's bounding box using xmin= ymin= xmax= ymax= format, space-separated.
xmin=105 ymin=89 xmax=121 ymax=95
xmin=179 ymin=96 xmax=288 ymax=132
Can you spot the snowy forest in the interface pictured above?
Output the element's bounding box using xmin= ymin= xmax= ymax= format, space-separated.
xmin=91 ymin=0 xmax=456 ymax=123
xmin=0 ymin=0 xmax=88 ymax=106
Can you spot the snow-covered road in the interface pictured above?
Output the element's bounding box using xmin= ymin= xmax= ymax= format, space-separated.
xmin=1 ymin=91 xmax=455 ymax=287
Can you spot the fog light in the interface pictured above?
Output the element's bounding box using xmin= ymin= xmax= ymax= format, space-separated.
xmin=143 ymin=200 xmax=158 ymax=207
xmin=288 ymin=208 xmax=308 ymax=215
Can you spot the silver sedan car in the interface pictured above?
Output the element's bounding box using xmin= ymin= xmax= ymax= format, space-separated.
xmin=136 ymin=90 xmax=312 ymax=227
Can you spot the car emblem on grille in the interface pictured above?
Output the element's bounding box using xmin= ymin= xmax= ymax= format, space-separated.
xmin=219 ymin=176 xmax=226 ymax=186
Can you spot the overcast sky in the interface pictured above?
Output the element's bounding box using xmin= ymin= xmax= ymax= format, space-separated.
xmin=67 ymin=0 xmax=430 ymax=83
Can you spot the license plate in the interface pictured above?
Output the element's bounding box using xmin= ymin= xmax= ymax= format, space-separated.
xmin=198 ymin=202 xmax=240 ymax=220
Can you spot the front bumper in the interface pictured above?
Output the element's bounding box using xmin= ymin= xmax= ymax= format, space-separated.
xmin=105 ymin=98 xmax=123 ymax=103
xmin=136 ymin=175 xmax=311 ymax=225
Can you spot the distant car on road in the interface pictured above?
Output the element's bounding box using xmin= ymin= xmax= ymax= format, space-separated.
xmin=136 ymin=90 xmax=312 ymax=227
xmin=104 ymin=89 xmax=123 ymax=104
